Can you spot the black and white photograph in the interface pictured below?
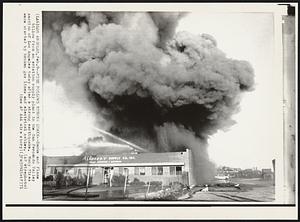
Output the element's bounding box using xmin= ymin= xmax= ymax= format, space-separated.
xmin=2 ymin=2 xmax=298 ymax=220
xmin=41 ymin=10 xmax=293 ymax=202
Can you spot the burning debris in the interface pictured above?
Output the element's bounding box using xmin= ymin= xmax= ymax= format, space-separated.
xmin=43 ymin=12 xmax=254 ymax=184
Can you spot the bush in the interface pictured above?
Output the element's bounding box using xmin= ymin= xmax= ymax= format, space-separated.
xmin=150 ymin=181 xmax=162 ymax=187
xmin=130 ymin=178 xmax=146 ymax=186
xmin=43 ymin=181 xmax=56 ymax=188
xmin=68 ymin=175 xmax=89 ymax=186
xmin=44 ymin=175 xmax=54 ymax=181
xmin=111 ymin=175 xmax=127 ymax=187
xmin=55 ymin=172 xmax=65 ymax=188
xmin=170 ymin=182 xmax=184 ymax=191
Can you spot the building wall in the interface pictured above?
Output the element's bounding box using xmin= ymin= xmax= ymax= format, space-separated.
xmin=44 ymin=149 xmax=193 ymax=186
xmin=109 ymin=166 xmax=188 ymax=186
xmin=185 ymin=149 xmax=195 ymax=185
xmin=46 ymin=165 xmax=189 ymax=186
xmin=92 ymin=168 xmax=104 ymax=185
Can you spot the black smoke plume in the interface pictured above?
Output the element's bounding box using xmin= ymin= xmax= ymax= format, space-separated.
xmin=43 ymin=12 xmax=254 ymax=184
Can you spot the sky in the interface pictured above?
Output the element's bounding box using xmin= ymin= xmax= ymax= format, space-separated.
xmin=177 ymin=12 xmax=279 ymax=170
xmin=44 ymin=12 xmax=281 ymax=170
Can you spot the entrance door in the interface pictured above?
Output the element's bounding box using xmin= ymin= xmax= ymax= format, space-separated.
xmin=103 ymin=167 xmax=114 ymax=186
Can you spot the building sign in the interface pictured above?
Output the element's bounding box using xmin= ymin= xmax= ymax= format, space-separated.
xmin=83 ymin=155 xmax=136 ymax=164
xmin=80 ymin=151 xmax=187 ymax=165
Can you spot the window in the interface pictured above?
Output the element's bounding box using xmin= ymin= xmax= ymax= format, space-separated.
xmin=176 ymin=166 xmax=182 ymax=175
xmin=134 ymin=167 xmax=139 ymax=175
xmin=119 ymin=167 xmax=124 ymax=175
xmin=78 ymin=169 xmax=82 ymax=177
xmin=139 ymin=167 xmax=145 ymax=175
xmin=152 ymin=167 xmax=163 ymax=175
xmin=134 ymin=167 xmax=145 ymax=175
xmin=152 ymin=167 xmax=157 ymax=175
xmin=158 ymin=167 xmax=163 ymax=175
xmin=170 ymin=166 xmax=175 ymax=175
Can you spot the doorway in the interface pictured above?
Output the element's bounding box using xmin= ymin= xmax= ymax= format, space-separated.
xmin=103 ymin=167 xmax=114 ymax=186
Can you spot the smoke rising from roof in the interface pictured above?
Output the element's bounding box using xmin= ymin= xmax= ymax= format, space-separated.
xmin=43 ymin=11 xmax=254 ymax=184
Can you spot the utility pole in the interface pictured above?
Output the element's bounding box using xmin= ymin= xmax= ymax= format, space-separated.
xmin=145 ymin=181 xmax=151 ymax=199
xmin=109 ymin=168 xmax=113 ymax=187
xmin=85 ymin=158 xmax=90 ymax=200
xmin=123 ymin=168 xmax=128 ymax=197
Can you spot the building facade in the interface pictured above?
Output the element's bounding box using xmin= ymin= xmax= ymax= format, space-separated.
xmin=43 ymin=149 xmax=194 ymax=186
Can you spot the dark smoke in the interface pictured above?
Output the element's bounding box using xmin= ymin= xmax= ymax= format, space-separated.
xmin=43 ymin=11 xmax=254 ymax=184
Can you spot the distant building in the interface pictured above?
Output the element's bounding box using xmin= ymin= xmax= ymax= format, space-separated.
xmin=262 ymin=168 xmax=274 ymax=180
xmin=216 ymin=166 xmax=264 ymax=178
xmin=216 ymin=166 xmax=242 ymax=178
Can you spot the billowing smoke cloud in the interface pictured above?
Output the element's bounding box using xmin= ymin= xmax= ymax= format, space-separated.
xmin=43 ymin=11 xmax=254 ymax=184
